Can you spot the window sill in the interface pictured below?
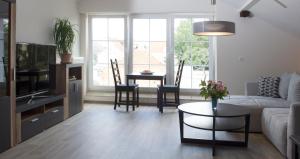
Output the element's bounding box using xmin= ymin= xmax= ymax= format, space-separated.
xmin=84 ymin=90 xmax=205 ymax=105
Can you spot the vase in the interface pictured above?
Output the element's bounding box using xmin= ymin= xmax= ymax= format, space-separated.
xmin=211 ymin=97 xmax=218 ymax=109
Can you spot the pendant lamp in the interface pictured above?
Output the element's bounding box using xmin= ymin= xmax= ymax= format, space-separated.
xmin=193 ymin=0 xmax=235 ymax=36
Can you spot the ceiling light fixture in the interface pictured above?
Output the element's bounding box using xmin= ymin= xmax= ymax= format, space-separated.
xmin=193 ymin=0 xmax=235 ymax=36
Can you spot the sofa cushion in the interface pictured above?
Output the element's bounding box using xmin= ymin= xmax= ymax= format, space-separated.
xmin=279 ymin=73 xmax=292 ymax=99
xmin=219 ymin=96 xmax=289 ymax=132
xmin=262 ymin=108 xmax=289 ymax=156
xmin=251 ymin=96 xmax=290 ymax=108
xmin=257 ymin=76 xmax=280 ymax=98
xmin=287 ymin=73 xmax=300 ymax=103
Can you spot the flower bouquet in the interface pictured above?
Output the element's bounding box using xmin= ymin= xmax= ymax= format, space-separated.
xmin=199 ymin=80 xmax=229 ymax=109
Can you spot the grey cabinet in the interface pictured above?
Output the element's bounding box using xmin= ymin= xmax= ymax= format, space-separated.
xmin=69 ymin=80 xmax=82 ymax=117
xmin=0 ymin=97 xmax=11 ymax=153
xmin=17 ymin=95 xmax=64 ymax=142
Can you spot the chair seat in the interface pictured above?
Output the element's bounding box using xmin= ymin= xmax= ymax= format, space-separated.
xmin=116 ymin=84 xmax=139 ymax=91
xmin=158 ymin=85 xmax=179 ymax=91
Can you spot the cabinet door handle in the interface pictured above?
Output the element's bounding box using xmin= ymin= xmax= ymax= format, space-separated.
xmin=73 ymin=83 xmax=76 ymax=92
xmin=52 ymin=109 xmax=59 ymax=113
xmin=31 ymin=118 xmax=39 ymax=123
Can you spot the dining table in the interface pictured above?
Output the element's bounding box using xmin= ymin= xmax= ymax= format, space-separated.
xmin=126 ymin=72 xmax=166 ymax=86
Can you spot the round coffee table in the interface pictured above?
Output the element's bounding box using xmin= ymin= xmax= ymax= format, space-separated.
xmin=178 ymin=102 xmax=250 ymax=156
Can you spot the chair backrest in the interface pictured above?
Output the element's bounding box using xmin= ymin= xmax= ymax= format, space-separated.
xmin=110 ymin=59 xmax=122 ymax=86
xmin=175 ymin=60 xmax=184 ymax=87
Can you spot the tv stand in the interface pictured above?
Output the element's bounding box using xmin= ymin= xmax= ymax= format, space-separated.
xmin=26 ymin=95 xmax=51 ymax=104
xmin=16 ymin=94 xmax=64 ymax=143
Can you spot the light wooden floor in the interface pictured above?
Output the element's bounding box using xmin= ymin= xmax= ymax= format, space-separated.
xmin=0 ymin=104 xmax=284 ymax=159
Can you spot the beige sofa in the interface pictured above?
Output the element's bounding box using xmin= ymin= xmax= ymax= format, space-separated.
xmin=219 ymin=82 xmax=300 ymax=159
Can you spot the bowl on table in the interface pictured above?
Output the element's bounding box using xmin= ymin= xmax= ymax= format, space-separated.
xmin=140 ymin=70 xmax=153 ymax=75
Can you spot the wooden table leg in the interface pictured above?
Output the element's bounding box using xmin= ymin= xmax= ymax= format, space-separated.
xmin=179 ymin=110 xmax=184 ymax=142
xmin=245 ymin=114 xmax=250 ymax=147
xmin=212 ymin=116 xmax=216 ymax=156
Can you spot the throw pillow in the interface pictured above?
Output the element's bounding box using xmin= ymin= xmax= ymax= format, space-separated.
xmin=279 ymin=73 xmax=292 ymax=99
xmin=257 ymin=76 xmax=280 ymax=98
xmin=287 ymin=73 xmax=300 ymax=103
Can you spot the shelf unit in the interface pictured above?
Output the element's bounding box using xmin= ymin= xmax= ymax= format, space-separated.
xmin=16 ymin=95 xmax=64 ymax=142
xmin=52 ymin=63 xmax=83 ymax=118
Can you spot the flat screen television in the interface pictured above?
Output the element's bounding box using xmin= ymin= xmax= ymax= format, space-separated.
xmin=16 ymin=43 xmax=56 ymax=99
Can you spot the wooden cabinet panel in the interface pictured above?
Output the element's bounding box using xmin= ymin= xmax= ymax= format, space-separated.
xmin=44 ymin=107 xmax=64 ymax=129
xmin=0 ymin=96 xmax=11 ymax=152
xmin=21 ymin=114 xmax=45 ymax=141
xmin=69 ymin=80 xmax=82 ymax=117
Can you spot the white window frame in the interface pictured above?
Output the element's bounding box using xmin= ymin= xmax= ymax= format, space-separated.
xmin=87 ymin=15 xmax=128 ymax=91
xmin=87 ymin=13 xmax=214 ymax=93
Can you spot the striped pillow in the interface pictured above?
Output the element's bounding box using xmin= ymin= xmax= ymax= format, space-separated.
xmin=257 ymin=76 xmax=280 ymax=98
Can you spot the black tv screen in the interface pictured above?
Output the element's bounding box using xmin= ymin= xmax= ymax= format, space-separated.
xmin=16 ymin=43 xmax=56 ymax=98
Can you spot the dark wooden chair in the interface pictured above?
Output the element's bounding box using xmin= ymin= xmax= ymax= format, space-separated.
xmin=157 ymin=60 xmax=184 ymax=113
xmin=110 ymin=59 xmax=139 ymax=112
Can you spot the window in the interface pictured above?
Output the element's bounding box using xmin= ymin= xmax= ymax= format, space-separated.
xmin=174 ymin=18 xmax=210 ymax=88
xmin=88 ymin=14 xmax=213 ymax=91
xmin=90 ymin=17 xmax=125 ymax=87
xmin=132 ymin=18 xmax=167 ymax=87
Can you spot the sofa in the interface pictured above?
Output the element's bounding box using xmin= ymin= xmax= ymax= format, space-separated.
xmin=218 ymin=73 xmax=300 ymax=159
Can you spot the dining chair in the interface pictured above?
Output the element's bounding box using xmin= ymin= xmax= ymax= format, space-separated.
xmin=110 ymin=59 xmax=139 ymax=112
xmin=157 ymin=60 xmax=184 ymax=113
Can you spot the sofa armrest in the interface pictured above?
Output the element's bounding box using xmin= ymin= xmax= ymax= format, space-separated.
xmin=244 ymin=82 xmax=258 ymax=96
xmin=287 ymin=103 xmax=300 ymax=159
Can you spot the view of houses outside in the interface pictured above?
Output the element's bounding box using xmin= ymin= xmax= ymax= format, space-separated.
xmin=91 ymin=17 xmax=209 ymax=89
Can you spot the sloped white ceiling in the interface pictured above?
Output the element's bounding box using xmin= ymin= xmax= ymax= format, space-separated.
xmin=222 ymin=0 xmax=248 ymax=9
xmin=251 ymin=0 xmax=300 ymax=37
xmin=222 ymin=0 xmax=300 ymax=38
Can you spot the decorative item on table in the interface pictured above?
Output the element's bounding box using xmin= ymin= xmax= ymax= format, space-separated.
xmin=140 ymin=70 xmax=153 ymax=75
xmin=53 ymin=18 xmax=77 ymax=64
xmin=199 ymin=80 xmax=229 ymax=109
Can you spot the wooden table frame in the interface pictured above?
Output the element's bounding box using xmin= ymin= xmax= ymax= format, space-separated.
xmin=126 ymin=73 xmax=166 ymax=86
xmin=126 ymin=73 xmax=166 ymax=107
xmin=178 ymin=109 xmax=250 ymax=156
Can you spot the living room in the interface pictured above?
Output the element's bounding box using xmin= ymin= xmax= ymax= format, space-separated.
xmin=0 ymin=0 xmax=300 ymax=158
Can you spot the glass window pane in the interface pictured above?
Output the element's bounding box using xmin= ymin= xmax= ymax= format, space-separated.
xmin=133 ymin=19 xmax=149 ymax=41
xmin=92 ymin=18 xmax=108 ymax=40
xmin=177 ymin=65 xmax=192 ymax=88
xmin=150 ymin=19 xmax=166 ymax=41
xmin=192 ymin=66 xmax=209 ymax=88
xmin=109 ymin=18 xmax=124 ymax=40
xmin=93 ymin=64 xmax=109 ymax=86
xmin=174 ymin=17 xmax=211 ymax=89
xmin=191 ymin=42 xmax=209 ymax=66
xmin=174 ymin=42 xmax=190 ymax=64
xmin=133 ymin=42 xmax=149 ymax=65
xmin=150 ymin=42 xmax=166 ymax=65
xmin=93 ymin=41 xmax=108 ymax=64
xmin=150 ymin=65 xmax=165 ymax=74
xmin=174 ymin=18 xmax=192 ymax=42
xmin=109 ymin=41 xmax=125 ymax=64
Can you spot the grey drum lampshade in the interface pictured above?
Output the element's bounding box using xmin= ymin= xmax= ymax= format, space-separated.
xmin=193 ymin=21 xmax=235 ymax=36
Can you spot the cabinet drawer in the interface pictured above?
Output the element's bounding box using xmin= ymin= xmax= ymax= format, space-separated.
xmin=21 ymin=114 xmax=45 ymax=141
xmin=44 ymin=107 xmax=64 ymax=129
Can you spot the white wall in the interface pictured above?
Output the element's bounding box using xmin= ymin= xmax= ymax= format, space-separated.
xmin=16 ymin=0 xmax=80 ymax=56
xmin=216 ymin=1 xmax=300 ymax=94
xmin=78 ymin=0 xmax=213 ymax=13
